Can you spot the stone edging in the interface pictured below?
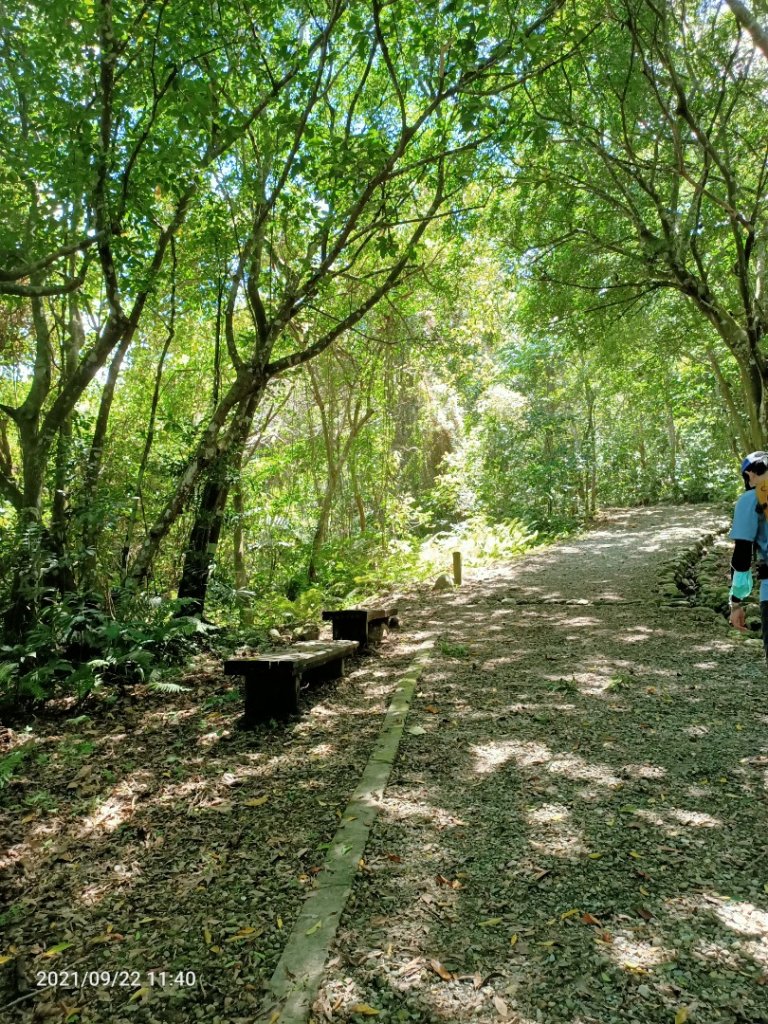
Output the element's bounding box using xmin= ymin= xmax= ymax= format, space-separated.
xmin=255 ymin=647 xmax=432 ymax=1024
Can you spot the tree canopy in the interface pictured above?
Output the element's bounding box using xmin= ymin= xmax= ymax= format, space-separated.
xmin=1 ymin=0 xmax=767 ymax=705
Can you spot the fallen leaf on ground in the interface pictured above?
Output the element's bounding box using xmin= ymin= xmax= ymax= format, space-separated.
xmin=42 ymin=941 xmax=74 ymax=956
xmin=349 ymin=1005 xmax=379 ymax=1016
xmin=429 ymin=959 xmax=455 ymax=981
xmin=581 ymin=913 xmax=601 ymax=926
xmin=493 ymin=995 xmax=510 ymax=1018
xmin=244 ymin=796 xmax=269 ymax=807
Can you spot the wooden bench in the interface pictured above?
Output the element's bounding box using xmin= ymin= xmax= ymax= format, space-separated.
xmin=321 ymin=607 xmax=398 ymax=648
xmin=224 ymin=640 xmax=358 ymax=726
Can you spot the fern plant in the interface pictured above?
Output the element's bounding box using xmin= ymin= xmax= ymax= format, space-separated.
xmin=0 ymin=746 xmax=31 ymax=789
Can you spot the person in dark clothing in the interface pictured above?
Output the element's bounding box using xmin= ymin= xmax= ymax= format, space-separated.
xmin=728 ymin=452 xmax=768 ymax=662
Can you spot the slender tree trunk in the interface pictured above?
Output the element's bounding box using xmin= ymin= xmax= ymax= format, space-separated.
xmin=121 ymin=248 xmax=177 ymax=578
xmin=725 ymin=1 xmax=768 ymax=61
xmin=350 ymin=457 xmax=366 ymax=533
xmin=666 ymin=403 xmax=678 ymax=498
xmin=79 ymin=333 xmax=132 ymax=588
xmin=307 ymin=470 xmax=338 ymax=583
xmin=232 ymin=476 xmax=254 ymax=626
xmin=176 ymin=472 xmax=231 ymax=616
xmin=705 ymin=344 xmax=751 ymax=452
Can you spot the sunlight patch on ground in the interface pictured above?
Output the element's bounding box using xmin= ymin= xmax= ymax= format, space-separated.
xmin=694 ymin=939 xmax=749 ymax=971
xmin=683 ymin=724 xmax=710 ymax=739
xmin=606 ymin=932 xmax=675 ymax=972
xmin=379 ymin=792 xmax=466 ymax=830
xmin=633 ymin=806 xmax=721 ymax=834
xmin=527 ymin=803 xmax=588 ymax=858
xmin=620 ymin=763 xmax=667 ymax=779
xmin=135 ymin=706 xmax=199 ymax=729
xmin=471 ymin=739 xmax=549 ymax=774
xmin=621 ymin=632 xmax=653 ymax=644
xmin=470 ymin=739 xmax=623 ymax=787
xmin=667 ymin=808 xmax=721 ymax=828
xmin=79 ymin=882 xmax=114 ymax=907
xmin=79 ymin=793 xmax=136 ymax=835
xmin=713 ymin=899 xmax=768 ymax=938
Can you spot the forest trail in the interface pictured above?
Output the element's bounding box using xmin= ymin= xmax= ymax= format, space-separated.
xmin=308 ymin=505 xmax=768 ymax=1023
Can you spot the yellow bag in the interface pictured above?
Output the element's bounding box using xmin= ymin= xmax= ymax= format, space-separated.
xmin=756 ymin=475 xmax=768 ymax=519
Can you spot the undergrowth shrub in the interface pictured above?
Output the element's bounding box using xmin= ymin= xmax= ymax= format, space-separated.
xmin=0 ymin=594 xmax=217 ymax=712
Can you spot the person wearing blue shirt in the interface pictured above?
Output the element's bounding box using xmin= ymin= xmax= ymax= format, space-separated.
xmin=729 ymin=452 xmax=768 ymax=659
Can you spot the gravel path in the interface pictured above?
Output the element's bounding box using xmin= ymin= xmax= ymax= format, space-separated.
xmin=312 ymin=505 xmax=768 ymax=1024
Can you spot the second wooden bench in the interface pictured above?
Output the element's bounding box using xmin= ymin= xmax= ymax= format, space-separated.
xmin=321 ymin=607 xmax=397 ymax=648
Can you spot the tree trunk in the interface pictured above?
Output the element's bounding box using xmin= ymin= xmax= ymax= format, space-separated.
xmin=307 ymin=470 xmax=338 ymax=583
xmin=232 ymin=477 xmax=254 ymax=626
xmin=176 ymin=472 xmax=230 ymax=617
xmin=666 ymin=403 xmax=678 ymax=498
xmin=705 ymin=344 xmax=751 ymax=452
xmin=175 ymin=391 xmax=261 ymax=616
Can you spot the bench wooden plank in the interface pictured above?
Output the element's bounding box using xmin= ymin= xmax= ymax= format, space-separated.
xmin=224 ymin=640 xmax=358 ymax=725
xmin=225 ymin=640 xmax=358 ymax=674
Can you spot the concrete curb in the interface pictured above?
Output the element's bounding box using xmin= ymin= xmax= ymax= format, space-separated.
xmin=256 ymin=647 xmax=432 ymax=1024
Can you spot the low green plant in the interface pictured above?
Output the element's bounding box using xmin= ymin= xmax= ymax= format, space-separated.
xmin=438 ymin=639 xmax=469 ymax=658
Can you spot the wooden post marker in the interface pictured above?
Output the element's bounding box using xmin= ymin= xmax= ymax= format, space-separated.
xmin=453 ymin=550 xmax=462 ymax=586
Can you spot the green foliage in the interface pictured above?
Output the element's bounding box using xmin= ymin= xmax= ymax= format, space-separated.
xmin=0 ymin=595 xmax=216 ymax=710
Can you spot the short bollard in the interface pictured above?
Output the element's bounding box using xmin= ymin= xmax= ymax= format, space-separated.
xmin=453 ymin=550 xmax=463 ymax=586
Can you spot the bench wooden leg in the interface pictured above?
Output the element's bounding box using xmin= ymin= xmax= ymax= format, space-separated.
xmin=367 ymin=621 xmax=385 ymax=644
xmin=242 ymin=668 xmax=300 ymax=726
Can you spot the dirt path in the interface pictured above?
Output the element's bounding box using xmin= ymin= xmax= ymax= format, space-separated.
xmin=311 ymin=506 xmax=768 ymax=1024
